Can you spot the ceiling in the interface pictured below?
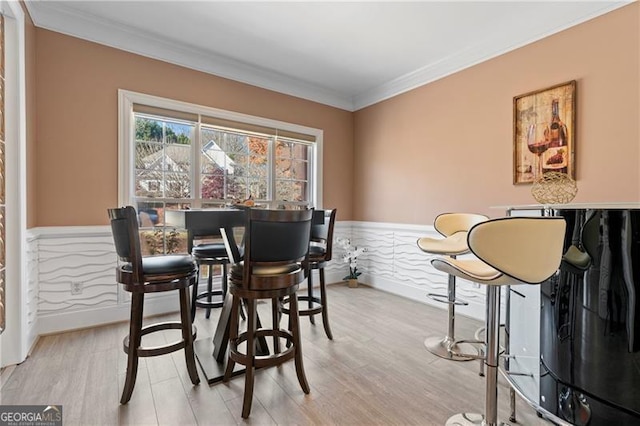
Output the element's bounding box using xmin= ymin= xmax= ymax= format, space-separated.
xmin=26 ymin=1 xmax=632 ymax=111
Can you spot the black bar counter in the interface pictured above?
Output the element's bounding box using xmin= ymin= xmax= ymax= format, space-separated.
xmin=504 ymin=203 xmax=640 ymax=425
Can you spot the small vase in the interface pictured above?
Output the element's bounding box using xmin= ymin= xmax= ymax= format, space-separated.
xmin=348 ymin=278 xmax=358 ymax=288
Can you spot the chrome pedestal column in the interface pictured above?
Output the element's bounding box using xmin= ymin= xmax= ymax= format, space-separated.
xmin=446 ymin=286 xmax=504 ymax=426
xmin=425 ymin=261 xmax=479 ymax=361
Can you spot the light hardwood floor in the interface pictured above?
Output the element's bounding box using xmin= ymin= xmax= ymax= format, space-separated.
xmin=0 ymin=283 xmax=549 ymax=425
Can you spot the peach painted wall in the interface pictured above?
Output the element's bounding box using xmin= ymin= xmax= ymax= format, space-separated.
xmin=24 ymin=5 xmax=37 ymax=228
xmin=34 ymin=30 xmax=354 ymax=227
xmin=354 ymin=3 xmax=640 ymax=225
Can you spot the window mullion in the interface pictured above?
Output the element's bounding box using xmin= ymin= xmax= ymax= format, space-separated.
xmin=268 ymin=136 xmax=276 ymax=204
xmin=309 ymin=143 xmax=315 ymax=207
xmin=193 ymin=119 xmax=202 ymax=208
xmin=161 ymin=122 xmax=166 ymax=199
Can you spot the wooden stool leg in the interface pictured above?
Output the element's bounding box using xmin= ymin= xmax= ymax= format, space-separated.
xmin=286 ymin=299 xmax=293 ymax=349
xmin=223 ymin=294 xmax=240 ymax=382
xmin=190 ymin=270 xmax=199 ymax=323
xmin=121 ymin=293 xmax=144 ymax=404
xmin=180 ymin=287 xmax=200 ymax=385
xmin=272 ymin=297 xmax=281 ymax=354
xmin=221 ymin=263 xmax=228 ymax=297
xmin=290 ymin=295 xmax=310 ymax=394
xmin=205 ymin=265 xmax=214 ymax=319
xmin=239 ymin=298 xmax=247 ymax=321
xmin=319 ymin=268 xmax=333 ymax=340
xmin=307 ymin=271 xmax=315 ymax=325
xmin=242 ymin=298 xmax=257 ymax=419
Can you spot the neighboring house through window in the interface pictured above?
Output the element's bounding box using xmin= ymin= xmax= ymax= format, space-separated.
xmin=118 ymin=90 xmax=323 ymax=254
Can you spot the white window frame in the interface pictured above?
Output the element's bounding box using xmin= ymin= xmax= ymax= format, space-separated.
xmin=0 ymin=0 xmax=28 ymax=367
xmin=118 ymin=90 xmax=323 ymax=209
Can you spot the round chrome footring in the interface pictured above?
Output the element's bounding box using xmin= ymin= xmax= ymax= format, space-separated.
xmin=424 ymin=335 xmax=478 ymax=361
xmin=446 ymin=413 xmax=510 ymax=426
xmin=445 ymin=413 xmax=485 ymax=426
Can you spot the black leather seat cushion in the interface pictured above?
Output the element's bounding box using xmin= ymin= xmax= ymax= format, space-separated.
xmin=123 ymin=255 xmax=196 ymax=276
xmin=193 ymin=242 xmax=228 ymax=259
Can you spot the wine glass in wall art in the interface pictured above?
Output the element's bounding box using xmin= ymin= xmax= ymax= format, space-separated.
xmin=513 ymin=80 xmax=576 ymax=185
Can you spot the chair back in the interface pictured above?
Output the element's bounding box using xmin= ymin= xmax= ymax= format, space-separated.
xmin=186 ymin=210 xmax=247 ymax=253
xmin=224 ymin=208 xmax=312 ymax=290
xmin=108 ymin=206 xmax=144 ymax=285
xmin=246 ymin=209 xmax=312 ymax=264
xmin=310 ymin=209 xmax=337 ymax=262
xmin=467 ymin=217 xmax=566 ymax=285
xmin=434 ymin=213 xmax=489 ymax=237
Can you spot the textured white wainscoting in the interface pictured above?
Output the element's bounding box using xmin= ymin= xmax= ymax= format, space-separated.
xmin=25 ymin=232 xmax=39 ymax=351
xmin=316 ymin=221 xmax=350 ymax=284
xmin=25 ymin=221 xmax=488 ymax=336
xmin=347 ymin=221 xmax=487 ymax=321
xmin=27 ymin=226 xmax=178 ymax=335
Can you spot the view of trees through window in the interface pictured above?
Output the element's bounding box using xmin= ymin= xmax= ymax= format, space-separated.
xmin=132 ymin=112 xmax=313 ymax=254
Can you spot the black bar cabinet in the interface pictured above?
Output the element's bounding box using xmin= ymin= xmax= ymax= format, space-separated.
xmin=505 ymin=203 xmax=640 ymax=425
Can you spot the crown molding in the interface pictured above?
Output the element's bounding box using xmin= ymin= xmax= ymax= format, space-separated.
xmin=25 ymin=1 xmax=355 ymax=111
xmin=26 ymin=1 xmax=632 ymax=112
xmin=352 ymin=1 xmax=632 ymax=110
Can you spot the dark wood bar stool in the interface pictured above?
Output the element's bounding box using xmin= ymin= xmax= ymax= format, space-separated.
xmin=221 ymin=208 xmax=312 ymax=418
xmin=282 ymin=208 xmax=336 ymax=340
xmin=431 ymin=217 xmax=566 ymax=426
xmin=190 ymin=240 xmax=229 ymax=320
xmin=188 ymin=213 xmax=245 ymax=322
xmin=108 ymin=206 xmax=200 ymax=404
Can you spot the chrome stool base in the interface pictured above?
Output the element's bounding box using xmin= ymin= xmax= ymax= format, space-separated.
xmin=446 ymin=413 xmax=509 ymax=426
xmin=424 ymin=336 xmax=477 ymax=361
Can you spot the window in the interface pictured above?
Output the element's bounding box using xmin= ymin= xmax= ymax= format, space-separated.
xmin=119 ymin=91 xmax=323 ymax=254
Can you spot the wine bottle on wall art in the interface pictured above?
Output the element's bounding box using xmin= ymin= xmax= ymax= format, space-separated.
xmin=543 ymin=99 xmax=568 ymax=174
xmin=548 ymin=99 xmax=567 ymax=148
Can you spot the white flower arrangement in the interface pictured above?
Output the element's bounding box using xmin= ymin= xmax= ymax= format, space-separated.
xmin=336 ymin=237 xmax=366 ymax=280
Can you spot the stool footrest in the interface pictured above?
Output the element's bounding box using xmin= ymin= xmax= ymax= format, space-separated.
xmin=445 ymin=413 xmax=487 ymax=426
xmin=282 ymin=296 xmax=322 ymax=316
xmin=456 ymin=335 xmax=506 ymax=358
xmin=195 ymin=290 xmax=224 ymax=309
xmin=229 ymin=328 xmax=295 ymax=368
xmin=473 ymin=325 xmax=506 ymax=342
xmin=123 ymin=321 xmax=197 ymax=358
xmin=450 ymin=339 xmax=486 ymax=360
xmin=426 ymin=292 xmax=469 ymax=306
xmin=424 ymin=335 xmax=480 ymax=361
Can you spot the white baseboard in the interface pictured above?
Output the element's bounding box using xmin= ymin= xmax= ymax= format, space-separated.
xmin=360 ymin=273 xmax=486 ymax=321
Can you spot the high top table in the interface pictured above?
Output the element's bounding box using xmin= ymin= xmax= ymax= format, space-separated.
xmin=165 ymin=208 xmax=324 ymax=384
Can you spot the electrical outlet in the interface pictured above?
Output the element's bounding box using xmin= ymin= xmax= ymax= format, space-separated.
xmin=71 ymin=281 xmax=83 ymax=295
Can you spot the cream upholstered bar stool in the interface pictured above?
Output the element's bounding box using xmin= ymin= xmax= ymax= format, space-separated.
xmin=417 ymin=213 xmax=488 ymax=361
xmin=431 ymin=216 xmax=566 ymax=426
